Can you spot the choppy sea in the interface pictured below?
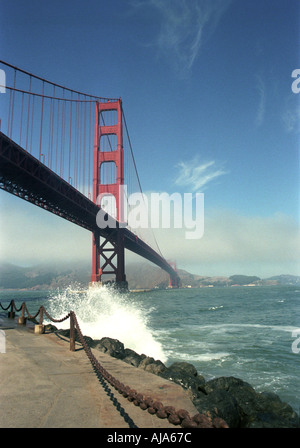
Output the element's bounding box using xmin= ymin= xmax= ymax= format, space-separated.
xmin=0 ymin=285 xmax=299 ymax=414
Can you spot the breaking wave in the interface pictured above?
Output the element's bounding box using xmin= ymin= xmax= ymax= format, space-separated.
xmin=45 ymin=284 xmax=167 ymax=362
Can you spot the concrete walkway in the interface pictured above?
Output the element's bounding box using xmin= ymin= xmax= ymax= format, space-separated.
xmin=0 ymin=315 xmax=198 ymax=428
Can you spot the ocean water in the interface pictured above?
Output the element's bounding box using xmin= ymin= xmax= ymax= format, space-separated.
xmin=0 ymin=285 xmax=299 ymax=413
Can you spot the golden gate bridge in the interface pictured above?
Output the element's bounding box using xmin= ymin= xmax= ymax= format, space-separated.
xmin=0 ymin=61 xmax=180 ymax=289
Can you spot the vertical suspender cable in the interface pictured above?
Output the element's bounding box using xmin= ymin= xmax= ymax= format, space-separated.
xmin=39 ymin=81 xmax=45 ymax=162
xmin=8 ymin=69 xmax=16 ymax=138
xmin=25 ymin=76 xmax=32 ymax=151
xmin=79 ymin=99 xmax=83 ymax=193
xmin=69 ymin=92 xmax=73 ymax=184
xmin=88 ymin=100 xmax=92 ymax=199
xmin=19 ymin=92 xmax=24 ymax=145
xmin=60 ymin=89 xmax=65 ymax=178
xmin=30 ymin=94 xmax=35 ymax=154
xmin=83 ymin=100 xmax=87 ymax=196
xmin=55 ymin=99 xmax=60 ymax=173
xmin=49 ymin=86 xmax=55 ymax=170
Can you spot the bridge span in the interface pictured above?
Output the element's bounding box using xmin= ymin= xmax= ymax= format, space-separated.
xmin=0 ymin=131 xmax=180 ymax=285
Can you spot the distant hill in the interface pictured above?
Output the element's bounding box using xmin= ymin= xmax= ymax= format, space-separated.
xmin=266 ymin=275 xmax=300 ymax=285
xmin=229 ymin=275 xmax=261 ymax=286
xmin=0 ymin=261 xmax=299 ymax=290
xmin=0 ymin=262 xmax=91 ymax=290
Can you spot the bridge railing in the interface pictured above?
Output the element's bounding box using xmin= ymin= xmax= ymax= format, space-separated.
xmin=0 ymin=299 xmax=228 ymax=429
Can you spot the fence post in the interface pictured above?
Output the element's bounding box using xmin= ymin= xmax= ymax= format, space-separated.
xmin=70 ymin=311 xmax=75 ymax=351
xmin=8 ymin=300 xmax=15 ymax=319
xmin=34 ymin=306 xmax=45 ymax=334
xmin=18 ymin=302 xmax=27 ymax=325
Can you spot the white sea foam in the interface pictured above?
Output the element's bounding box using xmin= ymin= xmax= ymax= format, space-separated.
xmin=167 ymin=350 xmax=230 ymax=363
xmin=194 ymin=323 xmax=299 ymax=333
xmin=208 ymin=305 xmax=224 ymax=311
xmin=45 ymin=284 xmax=167 ymax=362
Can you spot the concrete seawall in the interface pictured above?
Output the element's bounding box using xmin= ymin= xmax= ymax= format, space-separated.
xmin=0 ymin=315 xmax=198 ymax=428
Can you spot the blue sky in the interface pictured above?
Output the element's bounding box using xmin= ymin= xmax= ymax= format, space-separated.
xmin=0 ymin=0 xmax=299 ymax=277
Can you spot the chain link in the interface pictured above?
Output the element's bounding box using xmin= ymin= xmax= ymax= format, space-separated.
xmin=0 ymin=300 xmax=228 ymax=428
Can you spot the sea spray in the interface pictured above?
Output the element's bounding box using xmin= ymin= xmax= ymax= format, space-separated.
xmin=46 ymin=284 xmax=167 ymax=362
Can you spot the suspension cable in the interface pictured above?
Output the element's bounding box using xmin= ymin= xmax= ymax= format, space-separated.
xmin=0 ymin=60 xmax=117 ymax=101
xmin=122 ymin=107 xmax=164 ymax=259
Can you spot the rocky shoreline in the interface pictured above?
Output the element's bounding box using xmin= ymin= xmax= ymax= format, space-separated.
xmin=51 ymin=326 xmax=299 ymax=428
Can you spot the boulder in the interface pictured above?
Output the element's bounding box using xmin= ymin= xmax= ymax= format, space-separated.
xmin=199 ymin=376 xmax=299 ymax=428
xmin=93 ymin=337 xmax=125 ymax=360
xmin=57 ymin=328 xmax=70 ymax=338
xmin=62 ymin=332 xmax=299 ymax=428
xmin=138 ymin=356 xmax=155 ymax=369
xmin=137 ymin=356 xmax=166 ymax=374
xmin=168 ymin=362 xmax=198 ymax=377
xmin=144 ymin=360 xmax=167 ymax=375
xmin=44 ymin=324 xmax=58 ymax=333
xmin=122 ymin=350 xmax=167 ymax=374
xmin=193 ymin=389 xmax=242 ymax=428
xmin=159 ymin=361 xmax=206 ymax=399
xmin=122 ymin=348 xmax=145 ymax=367
xmin=248 ymin=391 xmax=300 ymax=428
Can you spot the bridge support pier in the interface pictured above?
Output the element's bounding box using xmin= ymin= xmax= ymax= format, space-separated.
xmin=90 ymin=226 xmax=128 ymax=291
xmin=91 ymin=230 xmax=101 ymax=284
xmin=168 ymin=261 xmax=179 ymax=288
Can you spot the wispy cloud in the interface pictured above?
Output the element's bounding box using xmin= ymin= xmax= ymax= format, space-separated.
xmin=175 ymin=157 xmax=228 ymax=191
xmin=131 ymin=0 xmax=233 ymax=77
xmin=282 ymin=96 xmax=300 ymax=134
xmin=255 ymin=74 xmax=266 ymax=127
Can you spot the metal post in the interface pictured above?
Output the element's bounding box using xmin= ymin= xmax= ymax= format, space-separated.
xmin=70 ymin=311 xmax=75 ymax=352
xmin=8 ymin=300 xmax=15 ymax=319
xmin=34 ymin=306 xmax=45 ymax=334
xmin=18 ymin=302 xmax=27 ymax=325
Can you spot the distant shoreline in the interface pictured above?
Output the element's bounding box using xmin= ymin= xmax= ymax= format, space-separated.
xmin=0 ymin=262 xmax=299 ymax=291
xmin=0 ymin=283 xmax=298 ymax=293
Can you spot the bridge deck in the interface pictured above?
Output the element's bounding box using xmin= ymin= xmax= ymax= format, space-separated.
xmin=0 ymin=316 xmax=198 ymax=428
xmin=0 ymin=132 xmax=179 ymax=284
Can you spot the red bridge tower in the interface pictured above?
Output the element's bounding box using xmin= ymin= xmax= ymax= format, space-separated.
xmin=90 ymin=99 xmax=127 ymax=289
xmin=168 ymin=261 xmax=179 ymax=288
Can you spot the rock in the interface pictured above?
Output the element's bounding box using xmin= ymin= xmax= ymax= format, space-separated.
xmin=82 ymin=335 xmax=95 ymax=346
xmin=137 ymin=356 xmax=166 ymax=374
xmin=144 ymin=360 xmax=167 ymax=375
xmin=204 ymin=376 xmax=252 ymax=394
xmin=159 ymin=362 xmax=206 ymax=400
xmin=168 ymin=362 xmax=198 ymax=377
xmin=44 ymin=324 xmax=58 ymax=333
xmin=57 ymin=328 xmax=95 ymax=345
xmin=122 ymin=350 xmax=167 ymax=374
xmin=193 ymin=389 xmax=242 ymax=428
xmin=123 ymin=348 xmax=145 ymax=367
xmin=57 ymin=330 xmax=299 ymax=429
xmin=57 ymin=328 xmax=70 ymax=338
xmin=201 ymin=376 xmax=300 ymax=428
xmin=138 ymin=356 xmax=155 ymax=369
xmin=249 ymin=392 xmax=300 ymax=428
xmin=93 ymin=337 xmax=125 ymax=360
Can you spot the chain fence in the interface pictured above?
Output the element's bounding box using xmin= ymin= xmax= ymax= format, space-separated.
xmin=0 ymin=300 xmax=228 ymax=429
